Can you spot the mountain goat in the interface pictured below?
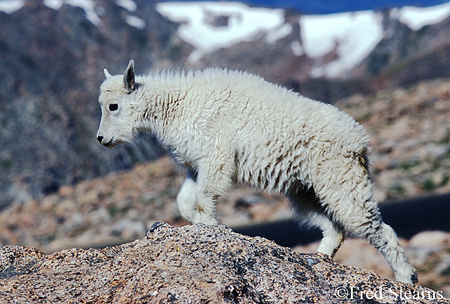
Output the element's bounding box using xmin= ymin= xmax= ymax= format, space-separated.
xmin=96 ymin=60 xmax=417 ymax=284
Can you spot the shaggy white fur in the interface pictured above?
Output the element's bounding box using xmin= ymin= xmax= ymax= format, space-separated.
xmin=96 ymin=60 xmax=418 ymax=284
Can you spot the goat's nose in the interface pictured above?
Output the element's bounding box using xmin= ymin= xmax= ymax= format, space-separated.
xmin=97 ymin=136 xmax=103 ymax=144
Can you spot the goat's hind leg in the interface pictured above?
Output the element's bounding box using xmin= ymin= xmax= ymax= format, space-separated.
xmin=324 ymin=193 xmax=418 ymax=283
xmin=288 ymin=188 xmax=345 ymax=259
xmin=313 ymin=154 xmax=417 ymax=283
xmin=367 ymin=219 xmax=418 ymax=284
xmin=314 ymin=214 xmax=345 ymax=258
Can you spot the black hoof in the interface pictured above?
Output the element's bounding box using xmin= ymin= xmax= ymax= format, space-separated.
xmin=411 ymin=273 xmax=419 ymax=284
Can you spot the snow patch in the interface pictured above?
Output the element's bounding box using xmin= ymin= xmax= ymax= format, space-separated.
xmin=116 ymin=0 xmax=137 ymax=12
xmin=155 ymin=2 xmax=287 ymax=62
xmin=126 ymin=15 xmax=145 ymax=29
xmin=44 ymin=0 xmax=101 ymax=26
xmin=0 ymin=0 xmax=24 ymax=14
xmin=395 ymin=2 xmax=450 ymax=30
xmin=300 ymin=11 xmax=384 ymax=78
xmin=290 ymin=41 xmax=303 ymax=57
xmin=265 ymin=23 xmax=292 ymax=44
xmin=43 ymin=0 xmax=63 ymax=10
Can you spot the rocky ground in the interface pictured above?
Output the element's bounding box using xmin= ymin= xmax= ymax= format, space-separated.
xmin=1 ymin=224 xmax=448 ymax=303
xmin=295 ymin=231 xmax=450 ymax=299
xmin=1 ymin=78 xmax=450 ymax=298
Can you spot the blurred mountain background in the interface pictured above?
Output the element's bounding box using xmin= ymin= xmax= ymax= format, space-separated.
xmin=1 ymin=0 xmax=450 ymax=209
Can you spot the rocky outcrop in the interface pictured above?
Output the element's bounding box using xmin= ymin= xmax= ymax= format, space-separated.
xmin=0 ymin=224 xmax=447 ymax=303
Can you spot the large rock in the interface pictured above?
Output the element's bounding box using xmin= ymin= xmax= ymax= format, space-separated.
xmin=0 ymin=224 xmax=447 ymax=303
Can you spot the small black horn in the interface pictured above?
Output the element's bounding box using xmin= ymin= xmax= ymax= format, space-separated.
xmin=124 ymin=60 xmax=135 ymax=92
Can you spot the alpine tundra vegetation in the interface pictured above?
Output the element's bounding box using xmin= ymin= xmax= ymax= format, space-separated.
xmin=96 ymin=60 xmax=418 ymax=284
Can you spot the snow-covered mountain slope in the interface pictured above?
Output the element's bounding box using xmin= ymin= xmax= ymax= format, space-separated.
xmin=155 ymin=2 xmax=290 ymax=62
xmin=299 ymin=11 xmax=384 ymax=78
xmin=0 ymin=0 xmax=146 ymax=28
xmin=395 ymin=2 xmax=450 ymax=30
xmin=155 ymin=1 xmax=450 ymax=78
xmin=2 ymin=0 xmax=449 ymax=78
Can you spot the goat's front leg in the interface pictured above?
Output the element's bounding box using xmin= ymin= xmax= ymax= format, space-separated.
xmin=193 ymin=164 xmax=234 ymax=225
xmin=176 ymin=169 xmax=198 ymax=223
xmin=181 ymin=155 xmax=234 ymax=225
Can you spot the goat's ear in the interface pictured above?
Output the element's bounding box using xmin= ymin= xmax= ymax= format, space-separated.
xmin=104 ymin=68 xmax=112 ymax=78
xmin=123 ymin=60 xmax=135 ymax=92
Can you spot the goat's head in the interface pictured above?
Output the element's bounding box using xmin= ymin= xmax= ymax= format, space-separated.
xmin=96 ymin=60 xmax=137 ymax=147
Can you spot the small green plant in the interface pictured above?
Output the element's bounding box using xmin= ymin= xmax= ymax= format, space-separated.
xmin=389 ymin=184 xmax=406 ymax=197
xmin=398 ymin=160 xmax=421 ymax=171
xmin=107 ymin=205 xmax=119 ymax=218
xmin=422 ymin=178 xmax=436 ymax=192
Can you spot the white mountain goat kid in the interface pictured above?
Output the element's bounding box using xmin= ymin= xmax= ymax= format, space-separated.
xmin=96 ymin=60 xmax=418 ymax=284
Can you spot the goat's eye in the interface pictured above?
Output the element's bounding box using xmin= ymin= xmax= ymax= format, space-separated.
xmin=109 ymin=104 xmax=118 ymax=111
